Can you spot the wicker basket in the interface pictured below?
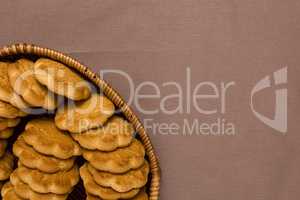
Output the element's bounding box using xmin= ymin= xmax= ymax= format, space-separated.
xmin=0 ymin=43 xmax=161 ymax=200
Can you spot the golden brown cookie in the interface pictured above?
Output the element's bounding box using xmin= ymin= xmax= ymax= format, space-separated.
xmin=13 ymin=136 xmax=75 ymax=173
xmin=8 ymin=59 xmax=57 ymax=110
xmin=8 ymin=92 xmax=30 ymax=110
xmin=130 ymin=189 xmax=148 ymax=200
xmin=132 ymin=189 xmax=149 ymax=200
xmin=0 ymin=62 xmax=13 ymax=103
xmin=0 ymin=140 xmax=7 ymax=158
xmin=1 ymin=182 xmax=23 ymax=200
xmin=0 ymin=152 xmax=14 ymax=181
xmin=83 ymin=138 xmax=145 ymax=173
xmin=22 ymin=118 xmax=81 ymax=159
xmin=55 ymin=93 xmax=115 ymax=133
xmin=86 ymin=193 xmax=101 ymax=200
xmin=10 ymin=170 xmax=68 ymax=200
xmin=0 ymin=118 xmax=20 ymax=131
xmin=16 ymin=164 xmax=79 ymax=194
xmin=0 ymin=62 xmax=29 ymax=110
xmin=88 ymin=161 xmax=149 ymax=193
xmin=0 ymin=100 xmax=26 ymax=119
xmin=0 ymin=128 xmax=14 ymax=139
xmin=72 ymin=116 xmax=134 ymax=151
xmin=86 ymin=189 xmax=148 ymax=200
xmin=34 ymin=58 xmax=91 ymax=100
xmin=80 ymin=164 xmax=139 ymax=199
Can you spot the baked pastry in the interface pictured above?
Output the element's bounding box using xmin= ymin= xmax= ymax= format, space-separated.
xmin=0 ymin=62 xmax=29 ymax=110
xmin=87 ymin=160 xmax=149 ymax=192
xmin=13 ymin=136 xmax=75 ymax=173
xmin=0 ymin=100 xmax=26 ymax=118
xmin=34 ymin=58 xmax=91 ymax=100
xmin=8 ymin=59 xmax=57 ymax=110
xmin=80 ymin=164 xmax=139 ymax=199
xmin=131 ymin=189 xmax=149 ymax=200
xmin=0 ymin=118 xmax=20 ymax=131
xmin=0 ymin=57 xmax=152 ymax=200
xmin=55 ymin=93 xmax=115 ymax=133
xmin=86 ymin=190 xmax=148 ymax=200
xmin=86 ymin=193 xmax=100 ymax=200
xmin=1 ymin=182 xmax=23 ymax=200
xmin=0 ymin=152 xmax=14 ymax=181
xmin=71 ymin=116 xmax=134 ymax=151
xmin=10 ymin=170 xmax=68 ymax=200
xmin=129 ymin=189 xmax=148 ymax=200
xmin=0 ymin=128 xmax=14 ymax=139
xmin=0 ymin=62 xmax=14 ymax=104
xmin=83 ymin=138 xmax=145 ymax=173
xmin=22 ymin=118 xmax=81 ymax=159
xmin=16 ymin=164 xmax=79 ymax=194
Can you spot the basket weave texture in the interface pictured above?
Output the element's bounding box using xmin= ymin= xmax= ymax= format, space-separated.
xmin=0 ymin=43 xmax=161 ymax=200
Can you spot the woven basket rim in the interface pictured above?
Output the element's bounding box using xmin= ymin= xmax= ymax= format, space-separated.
xmin=0 ymin=43 xmax=161 ymax=200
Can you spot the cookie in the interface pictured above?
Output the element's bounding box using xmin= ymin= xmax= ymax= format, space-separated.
xmin=16 ymin=164 xmax=79 ymax=194
xmin=80 ymin=164 xmax=139 ymax=199
xmin=83 ymin=138 xmax=145 ymax=173
xmin=0 ymin=100 xmax=26 ymax=118
xmin=86 ymin=193 xmax=101 ymax=200
xmin=0 ymin=62 xmax=29 ymax=110
xmin=55 ymin=93 xmax=115 ymax=133
xmin=71 ymin=116 xmax=134 ymax=151
xmin=132 ymin=192 xmax=149 ymax=200
xmin=34 ymin=58 xmax=91 ymax=100
xmin=8 ymin=92 xmax=30 ymax=110
xmin=13 ymin=136 xmax=75 ymax=173
xmin=88 ymin=160 xmax=149 ymax=192
xmin=0 ymin=140 xmax=7 ymax=158
xmin=1 ymin=182 xmax=23 ymax=200
xmin=10 ymin=170 xmax=68 ymax=200
xmin=0 ymin=118 xmax=20 ymax=131
xmin=0 ymin=128 xmax=14 ymax=139
xmin=132 ymin=189 xmax=149 ymax=200
xmin=8 ymin=58 xmax=58 ymax=110
xmin=22 ymin=118 xmax=81 ymax=159
xmin=0 ymin=62 xmax=13 ymax=103
xmin=87 ymin=190 xmax=149 ymax=200
xmin=0 ymin=152 xmax=14 ymax=181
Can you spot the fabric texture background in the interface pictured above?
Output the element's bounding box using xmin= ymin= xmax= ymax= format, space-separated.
xmin=1 ymin=1 xmax=300 ymax=199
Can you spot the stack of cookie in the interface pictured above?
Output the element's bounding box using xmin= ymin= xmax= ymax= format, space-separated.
xmin=0 ymin=151 xmax=14 ymax=192
xmin=0 ymin=122 xmax=17 ymax=189
xmin=0 ymin=57 xmax=151 ymax=199
xmin=54 ymin=93 xmax=149 ymax=199
xmin=9 ymin=118 xmax=81 ymax=200
xmin=0 ymin=61 xmax=28 ymax=190
xmin=0 ymin=58 xmax=93 ymax=199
